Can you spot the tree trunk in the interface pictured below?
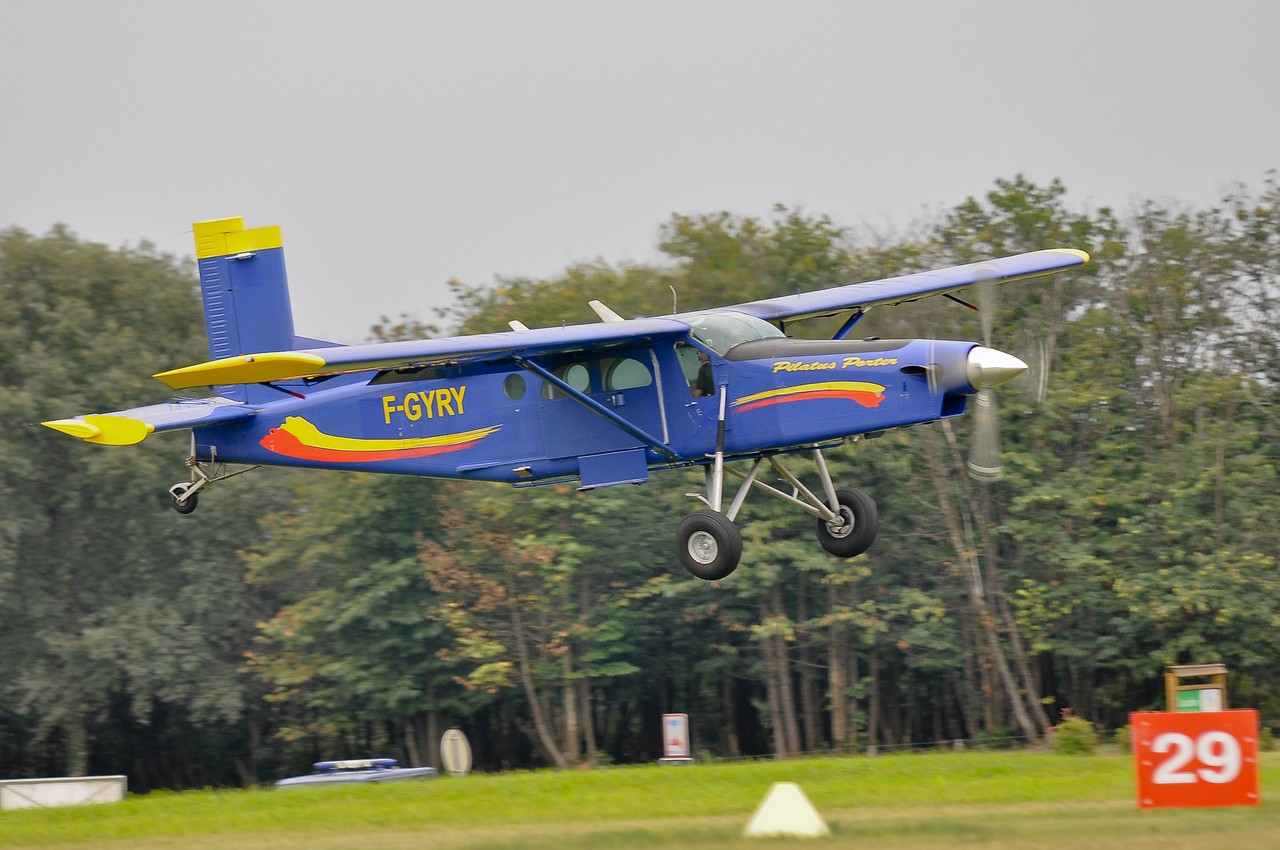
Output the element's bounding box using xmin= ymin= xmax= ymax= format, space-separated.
xmin=426 ymin=705 xmax=440 ymax=770
xmin=867 ymin=640 xmax=881 ymax=754
xmin=721 ymin=671 xmax=742 ymax=757
xmin=762 ymin=634 xmax=787 ymax=758
xmin=827 ymin=583 xmax=849 ymax=749
xmin=796 ymin=573 xmax=822 ymax=751
xmin=402 ymin=718 xmax=422 ymax=768
xmin=924 ymin=425 xmax=1040 ymax=744
xmin=67 ymin=717 xmax=89 ymax=776
xmin=509 ymin=601 xmax=569 ymax=768
xmin=770 ymin=586 xmax=803 ymax=755
xmin=579 ymin=679 xmax=598 ymax=764
xmin=561 ymin=650 xmax=580 ymax=765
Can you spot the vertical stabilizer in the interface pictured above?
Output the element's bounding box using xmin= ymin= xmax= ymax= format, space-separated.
xmin=193 ymin=217 xmax=298 ymax=401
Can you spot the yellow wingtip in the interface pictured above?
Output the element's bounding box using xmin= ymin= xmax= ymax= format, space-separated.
xmin=43 ymin=416 xmax=154 ymax=446
xmin=43 ymin=418 xmax=103 ymax=440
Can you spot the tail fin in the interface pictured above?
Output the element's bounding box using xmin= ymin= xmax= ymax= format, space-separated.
xmin=193 ymin=217 xmax=301 ymax=402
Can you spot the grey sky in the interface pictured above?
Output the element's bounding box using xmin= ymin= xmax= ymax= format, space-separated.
xmin=2 ymin=1 xmax=1275 ymax=342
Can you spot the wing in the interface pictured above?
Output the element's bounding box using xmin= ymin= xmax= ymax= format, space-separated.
xmin=152 ymin=318 xmax=692 ymax=390
xmin=43 ymin=396 xmax=255 ymax=446
xmin=728 ymin=249 xmax=1089 ymax=324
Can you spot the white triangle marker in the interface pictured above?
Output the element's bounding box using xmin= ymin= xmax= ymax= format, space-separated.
xmin=743 ymin=781 xmax=830 ymax=838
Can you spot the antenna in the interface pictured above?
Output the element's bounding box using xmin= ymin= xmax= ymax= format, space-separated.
xmin=669 ymin=285 xmax=678 ymax=315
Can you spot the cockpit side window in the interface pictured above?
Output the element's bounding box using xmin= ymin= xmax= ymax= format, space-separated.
xmin=676 ymin=342 xmax=714 ymax=397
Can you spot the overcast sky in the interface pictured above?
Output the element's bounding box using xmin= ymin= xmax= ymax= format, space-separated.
xmin=2 ymin=1 xmax=1275 ymax=342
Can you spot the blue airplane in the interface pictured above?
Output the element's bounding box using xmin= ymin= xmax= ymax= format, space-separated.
xmin=44 ymin=217 xmax=1088 ymax=580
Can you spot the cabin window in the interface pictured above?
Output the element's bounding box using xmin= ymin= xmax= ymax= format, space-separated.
xmin=503 ymin=373 xmax=527 ymax=400
xmin=602 ymin=357 xmax=652 ymax=391
xmin=542 ymin=361 xmax=592 ymax=399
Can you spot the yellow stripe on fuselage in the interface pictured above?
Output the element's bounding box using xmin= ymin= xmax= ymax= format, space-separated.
xmin=734 ymin=381 xmax=885 ymax=406
xmin=277 ymin=416 xmax=500 ymax=451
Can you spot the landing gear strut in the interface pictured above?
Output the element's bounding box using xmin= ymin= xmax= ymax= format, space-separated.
xmin=676 ymin=445 xmax=880 ymax=581
xmin=168 ymin=438 xmax=258 ymax=514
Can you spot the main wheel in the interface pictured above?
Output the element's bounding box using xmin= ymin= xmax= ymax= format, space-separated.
xmin=815 ymin=487 xmax=878 ymax=558
xmin=676 ymin=509 xmax=743 ymax=581
xmin=172 ymin=492 xmax=199 ymax=515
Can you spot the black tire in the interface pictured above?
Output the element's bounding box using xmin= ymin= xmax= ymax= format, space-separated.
xmin=815 ymin=487 xmax=878 ymax=558
xmin=172 ymin=492 xmax=199 ymax=515
xmin=676 ymin=509 xmax=743 ymax=581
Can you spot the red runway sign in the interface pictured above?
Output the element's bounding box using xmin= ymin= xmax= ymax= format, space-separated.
xmin=1130 ymin=709 xmax=1260 ymax=809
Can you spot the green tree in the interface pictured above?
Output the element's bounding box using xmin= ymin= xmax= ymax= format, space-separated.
xmin=0 ymin=226 xmax=287 ymax=784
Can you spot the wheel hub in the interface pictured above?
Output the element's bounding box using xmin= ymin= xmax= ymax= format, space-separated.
xmin=687 ymin=530 xmax=719 ymax=564
xmin=825 ymin=506 xmax=854 ymax=538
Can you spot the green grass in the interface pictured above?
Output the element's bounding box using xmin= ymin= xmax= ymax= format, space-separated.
xmin=2 ymin=750 xmax=1278 ymax=849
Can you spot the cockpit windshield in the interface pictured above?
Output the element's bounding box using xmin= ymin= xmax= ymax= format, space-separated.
xmin=686 ymin=311 xmax=785 ymax=356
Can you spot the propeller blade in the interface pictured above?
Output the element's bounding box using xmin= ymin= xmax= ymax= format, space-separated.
xmin=964 ymin=342 xmax=1025 ymax=483
xmin=976 ymin=277 xmax=996 ymax=349
xmin=967 ymin=386 xmax=1003 ymax=482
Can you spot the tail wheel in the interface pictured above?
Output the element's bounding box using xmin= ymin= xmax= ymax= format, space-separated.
xmin=172 ymin=492 xmax=199 ymax=515
xmin=815 ymin=487 xmax=878 ymax=558
xmin=676 ymin=509 xmax=743 ymax=581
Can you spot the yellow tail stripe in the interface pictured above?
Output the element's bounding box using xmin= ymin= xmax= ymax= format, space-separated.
xmin=192 ymin=217 xmax=284 ymax=260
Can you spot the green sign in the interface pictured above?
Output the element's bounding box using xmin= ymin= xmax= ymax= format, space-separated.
xmin=1175 ymin=688 xmax=1223 ymax=712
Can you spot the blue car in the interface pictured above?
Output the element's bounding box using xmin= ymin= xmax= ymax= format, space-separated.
xmin=275 ymin=758 xmax=439 ymax=787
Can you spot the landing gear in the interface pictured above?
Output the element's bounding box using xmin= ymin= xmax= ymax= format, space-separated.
xmin=677 ymin=509 xmax=743 ymax=581
xmin=676 ymin=446 xmax=879 ymax=581
xmin=167 ymin=437 xmax=258 ymax=514
xmin=815 ymin=487 xmax=878 ymax=558
xmin=171 ymin=491 xmax=199 ymax=514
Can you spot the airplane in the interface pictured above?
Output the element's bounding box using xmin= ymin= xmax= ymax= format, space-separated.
xmin=43 ymin=217 xmax=1089 ymax=580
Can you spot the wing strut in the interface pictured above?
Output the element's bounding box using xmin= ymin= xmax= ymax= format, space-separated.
xmin=512 ymin=356 xmax=680 ymax=462
xmin=832 ymin=310 xmax=866 ymax=340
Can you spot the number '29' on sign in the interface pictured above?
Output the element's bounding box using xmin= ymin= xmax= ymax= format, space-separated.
xmin=1131 ymin=710 xmax=1260 ymax=809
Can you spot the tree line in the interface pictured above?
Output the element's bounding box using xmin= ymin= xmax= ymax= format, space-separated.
xmin=1 ymin=176 xmax=1278 ymax=789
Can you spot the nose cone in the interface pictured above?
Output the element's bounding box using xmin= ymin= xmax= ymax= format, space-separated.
xmin=966 ymin=346 xmax=1027 ymax=389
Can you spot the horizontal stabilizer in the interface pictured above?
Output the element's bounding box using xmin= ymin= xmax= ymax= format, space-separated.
xmin=154 ymin=352 xmax=329 ymax=390
xmin=151 ymin=318 xmax=691 ymax=389
xmin=42 ymin=396 xmax=255 ymax=445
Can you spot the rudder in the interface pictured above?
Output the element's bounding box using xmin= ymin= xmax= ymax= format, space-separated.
xmin=193 ymin=217 xmax=298 ymax=401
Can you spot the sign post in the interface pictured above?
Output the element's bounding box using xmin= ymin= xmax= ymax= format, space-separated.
xmin=1130 ymin=709 xmax=1260 ymax=809
xmin=440 ymin=728 xmax=473 ymax=778
xmin=660 ymin=713 xmax=693 ymax=765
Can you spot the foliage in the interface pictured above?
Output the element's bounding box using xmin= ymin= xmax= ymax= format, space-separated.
xmin=1051 ymin=716 xmax=1099 ymax=755
xmin=0 ymin=226 xmax=293 ymax=786
xmin=1114 ymin=724 xmax=1132 ymax=753
xmin=5 ymin=176 xmax=1280 ymax=787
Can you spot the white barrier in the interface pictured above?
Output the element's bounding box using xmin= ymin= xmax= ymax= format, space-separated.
xmin=0 ymin=775 xmax=127 ymax=810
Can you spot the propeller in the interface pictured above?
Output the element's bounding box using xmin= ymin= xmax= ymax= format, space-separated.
xmin=965 ymin=277 xmax=1026 ymax=482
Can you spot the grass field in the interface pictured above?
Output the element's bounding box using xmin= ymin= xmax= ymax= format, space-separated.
xmin=1 ymin=749 xmax=1277 ymax=849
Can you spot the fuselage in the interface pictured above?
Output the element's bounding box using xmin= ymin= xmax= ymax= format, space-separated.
xmin=191 ymin=314 xmax=983 ymax=488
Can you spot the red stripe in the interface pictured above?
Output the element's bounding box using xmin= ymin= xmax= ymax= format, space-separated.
xmin=260 ymin=428 xmax=482 ymax=463
xmin=734 ymin=389 xmax=884 ymax=414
